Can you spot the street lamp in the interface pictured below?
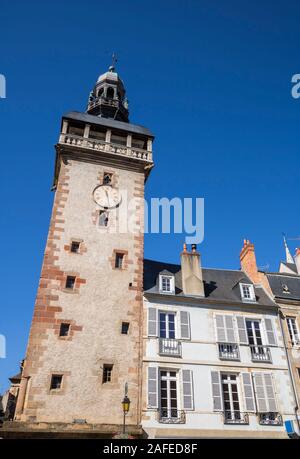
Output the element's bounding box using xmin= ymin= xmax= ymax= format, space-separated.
xmin=122 ymin=394 xmax=131 ymax=434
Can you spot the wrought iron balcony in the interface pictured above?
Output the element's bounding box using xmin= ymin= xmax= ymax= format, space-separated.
xmin=218 ymin=343 xmax=240 ymax=361
xmin=223 ymin=410 xmax=249 ymax=425
xmin=250 ymin=345 xmax=272 ymax=363
xmin=159 ymin=338 xmax=182 ymax=357
xmin=59 ymin=133 xmax=153 ymax=162
xmin=158 ymin=409 xmax=186 ymax=424
xmin=258 ymin=412 xmax=283 ymax=426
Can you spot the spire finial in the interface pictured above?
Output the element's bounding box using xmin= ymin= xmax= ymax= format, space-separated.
xmin=109 ymin=52 xmax=117 ymax=72
xmin=283 ymin=233 xmax=294 ymax=264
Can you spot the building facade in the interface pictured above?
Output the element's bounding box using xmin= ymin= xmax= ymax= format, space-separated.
xmin=2 ymin=67 xmax=300 ymax=439
xmin=141 ymin=246 xmax=296 ymax=438
xmin=240 ymin=238 xmax=300 ymax=434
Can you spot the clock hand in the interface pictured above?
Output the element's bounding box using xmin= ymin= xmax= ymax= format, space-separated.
xmin=104 ymin=189 xmax=110 ymax=207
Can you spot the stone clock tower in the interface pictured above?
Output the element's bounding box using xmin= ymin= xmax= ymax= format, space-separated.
xmin=13 ymin=65 xmax=154 ymax=437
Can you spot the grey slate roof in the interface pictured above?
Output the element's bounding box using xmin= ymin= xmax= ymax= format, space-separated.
xmin=63 ymin=111 xmax=154 ymax=138
xmin=144 ymin=259 xmax=276 ymax=307
xmin=267 ymin=272 xmax=300 ymax=301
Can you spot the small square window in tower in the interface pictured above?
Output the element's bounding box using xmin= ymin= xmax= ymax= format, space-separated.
xmin=50 ymin=375 xmax=63 ymax=390
xmin=103 ymin=364 xmax=113 ymax=383
xmin=99 ymin=210 xmax=109 ymax=227
xmin=70 ymin=241 xmax=80 ymax=253
xmin=121 ymin=322 xmax=130 ymax=335
xmin=103 ymin=172 xmax=113 ymax=185
xmin=65 ymin=276 xmax=76 ymax=289
xmin=59 ymin=323 xmax=70 ymax=337
xmin=115 ymin=253 xmax=124 ymax=269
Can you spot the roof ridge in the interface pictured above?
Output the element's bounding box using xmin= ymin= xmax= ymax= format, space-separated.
xmin=144 ymin=259 xmax=243 ymax=273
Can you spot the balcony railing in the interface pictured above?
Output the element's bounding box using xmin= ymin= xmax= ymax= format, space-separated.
xmin=250 ymin=345 xmax=272 ymax=363
xmin=59 ymin=133 xmax=153 ymax=162
xmin=258 ymin=412 xmax=283 ymax=426
xmin=218 ymin=343 xmax=240 ymax=361
xmin=223 ymin=410 xmax=249 ymax=425
xmin=158 ymin=409 xmax=186 ymax=424
xmin=159 ymin=338 xmax=182 ymax=357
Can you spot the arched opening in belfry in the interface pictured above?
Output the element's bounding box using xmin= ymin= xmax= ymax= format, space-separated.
xmin=98 ymin=87 xmax=104 ymax=98
xmin=106 ymin=87 xmax=114 ymax=99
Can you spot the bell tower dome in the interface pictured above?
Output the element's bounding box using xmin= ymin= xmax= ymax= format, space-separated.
xmin=87 ymin=64 xmax=129 ymax=122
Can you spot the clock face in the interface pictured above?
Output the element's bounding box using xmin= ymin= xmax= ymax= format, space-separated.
xmin=93 ymin=185 xmax=122 ymax=209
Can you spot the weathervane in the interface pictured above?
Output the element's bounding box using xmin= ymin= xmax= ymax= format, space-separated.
xmin=109 ymin=52 xmax=117 ymax=71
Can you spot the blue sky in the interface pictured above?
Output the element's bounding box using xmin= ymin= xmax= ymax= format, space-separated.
xmin=0 ymin=0 xmax=300 ymax=391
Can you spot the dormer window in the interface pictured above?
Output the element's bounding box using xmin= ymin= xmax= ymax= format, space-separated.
xmin=240 ymin=283 xmax=256 ymax=302
xmin=159 ymin=275 xmax=175 ymax=294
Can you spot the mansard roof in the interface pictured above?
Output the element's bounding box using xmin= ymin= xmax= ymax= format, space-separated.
xmin=144 ymin=259 xmax=276 ymax=307
xmin=267 ymin=272 xmax=300 ymax=301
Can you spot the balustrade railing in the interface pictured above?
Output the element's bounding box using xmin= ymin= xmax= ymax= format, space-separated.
xmin=59 ymin=133 xmax=152 ymax=162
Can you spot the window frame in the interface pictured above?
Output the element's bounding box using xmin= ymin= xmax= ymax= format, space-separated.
xmin=159 ymin=275 xmax=175 ymax=294
xmin=65 ymin=276 xmax=76 ymax=290
xmin=220 ymin=372 xmax=244 ymax=419
xmin=121 ymin=322 xmax=130 ymax=335
xmin=99 ymin=210 xmax=109 ymax=227
xmin=102 ymin=364 xmax=113 ymax=383
xmin=159 ymin=369 xmax=180 ymax=419
xmin=115 ymin=252 xmax=124 ymax=269
xmin=50 ymin=374 xmax=63 ymax=391
xmin=159 ymin=311 xmax=177 ymax=339
xmin=70 ymin=241 xmax=81 ymax=254
xmin=59 ymin=323 xmax=71 ymax=337
xmin=286 ymin=316 xmax=300 ymax=346
xmin=240 ymin=283 xmax=256 ymax=302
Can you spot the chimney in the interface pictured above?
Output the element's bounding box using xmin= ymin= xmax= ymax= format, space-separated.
xmin=295 ymin=248 xmax=300 ymax=274
xmin=240 ymin=240 xmax=260 ymax=283
xmin=181 ymin=244 xmax=205 ymax=296
xmin=239 ymin=239 xmax=272 ymax=294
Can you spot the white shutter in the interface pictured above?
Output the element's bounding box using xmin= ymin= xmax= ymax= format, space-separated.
xmin=215 ymin=315 xmax=236 ymax=343
xmin=264 ymin=318 xmax=277 ymax=346
xmin=148 ymin=367 xmax=158 ymax=408
xmin=211 ymin=371 xmax=223 ymax=411
xmin=253 ymin=373 xmax=268 ymax=412
xmin=264 ymin=373 xmax=277 ymax=412
xmin=215 ymin=315 xmax=226 ymax=342
xmin=242 ymin=373 xmax=256 ymax=412
xmin=236 ymin=316 xmax=248 ymax=344
xmin=180 ymin=311 xmax=190 ymax=340
xmin=182 ymin=369 xmax=194 ymax=410
xmin=225 ymin=315 xmax=236 ymax=343
xmin=148 ymin=308 xmax=157 ymax=336
xmin=254 ymin=372 xmax=277 ymax=413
